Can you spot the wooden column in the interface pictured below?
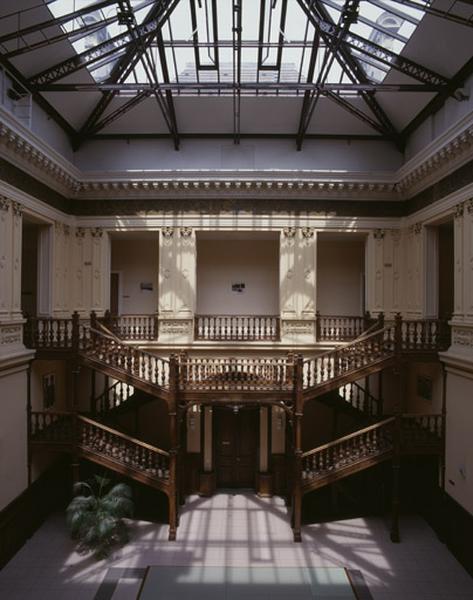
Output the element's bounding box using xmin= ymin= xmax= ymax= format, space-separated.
xmin=168 ymin=354 xmax=179 ymax=541
xmin=292 ymin=354 xmax=304 ymax=542
xmin=70 ymin=310 xmax=81 ymax=486
xmin=390 ymin=316 xmax=403 ymax=543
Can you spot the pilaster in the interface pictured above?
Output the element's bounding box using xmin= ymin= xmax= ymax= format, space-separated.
xmin=158 ymin=227 xmax=196 ymax=343
xmin=453 ymin=202 xmax=465 ymax=321
xmin=0 ymin=197 xmax=27 ymax=359
xmin=280 ymin=227 xmax=317 ymax=344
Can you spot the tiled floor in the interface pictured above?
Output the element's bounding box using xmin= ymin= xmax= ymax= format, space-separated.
xmin=1 ymin=493 xmax=473 ymax=599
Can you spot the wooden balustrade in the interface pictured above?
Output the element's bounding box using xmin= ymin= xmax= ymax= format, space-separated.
xmin=316 ymin=313 xmax=369 ymax=342
xmin=81 ymin=328 xmax=170 ymax=390
xmin=24 ymin=317 xmax=75 ymax=350
xmin=101 ymin=313 xmax=158 ymax=341
xmin=94 ymin=381 xmax=135 ymax=414
xmin=194 ymin=315 xmax=280 ymax=341
xmin=29 ymin=411 xmax=73 ymax=443
xmin=401 ymin=414 xmax=444 ymax=449
xmin=77 ymin=415 xmax=170 ymax=482
xmin=302 ymin=417 xmax=395 ymax=486
xmin=179 ymin=356 xmax=294 ymax=392
xmin=303 ymin=326 xmax=396 ymax=392
xmin=400 ymin=319 xmax=451 ymax=352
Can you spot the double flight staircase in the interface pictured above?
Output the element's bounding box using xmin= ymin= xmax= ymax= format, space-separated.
xmin=26 ymin=313 xmax=450 ymax=540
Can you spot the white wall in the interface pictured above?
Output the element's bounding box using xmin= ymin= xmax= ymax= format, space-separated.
xmin=75 ymin=138 xmax=403 ymax=173
xmin=111 ymin=239 xmax=159 ymax=314
xmin=445 ymin=369 xmax=473 ymax=515
xmin=317 ymin=239 xmax=365 ymax=315
xmin=0 ymin=368 xmax=28 ymax=510
xmin=197 ymin=239 xmax=279 ymax=315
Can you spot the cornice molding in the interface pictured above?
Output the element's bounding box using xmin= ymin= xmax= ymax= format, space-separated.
xmin=0 ymin=105 xmax=472 ymax=202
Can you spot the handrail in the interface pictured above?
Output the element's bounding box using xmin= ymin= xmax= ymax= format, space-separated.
xmin=306 ymin=324 xmax=393 ymax=363
xmin=83 ymin=326 xmax=169 ymax=365
xmin=78 ymin=415 xmax=170 ymax=457
xmin=302 ymin=417 xmax=395 ymax=458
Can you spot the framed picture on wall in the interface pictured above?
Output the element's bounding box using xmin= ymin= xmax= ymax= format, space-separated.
xmin=417 ymin=375 xmax=433 ymax=402
xmin=42 ymin=373 xmax=56 ymax=410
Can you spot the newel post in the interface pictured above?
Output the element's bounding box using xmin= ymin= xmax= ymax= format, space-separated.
xmin=394 ymin=312 xmax=402 ymax=358
xmin=168 ymin=353 xmax=180 ymax=541
xmin=292 ymin=354 xmax=304 ymax=542
xmin=390 ymin=412 xmax=402 ymax=543
xmin=315 ymin=310 xmax=321 ymax=341
xmin=72 ymin=311 xmax=80 ymax=354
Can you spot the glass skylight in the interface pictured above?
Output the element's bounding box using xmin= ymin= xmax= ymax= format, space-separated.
xmin=46 ymin=0 xmax=428 ymax=94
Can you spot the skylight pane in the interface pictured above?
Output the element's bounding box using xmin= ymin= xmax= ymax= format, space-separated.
xmin=44 ymin=0 xmax=427 ymax=93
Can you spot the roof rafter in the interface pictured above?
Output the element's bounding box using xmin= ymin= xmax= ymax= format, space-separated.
xmin=296 ymin=0 xmax=361 ymax=150
xmin=116 ymin=0 xmax=179 ymax=149
xmin=296 ymin=0 xmax=401 ymax=149
xmin=27 ymin=0 xmax=181 ymax=87
xmin=74 ymin=0 xmax=181 ymax=148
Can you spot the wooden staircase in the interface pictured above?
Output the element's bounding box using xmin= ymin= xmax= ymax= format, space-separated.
xmin=29 ymin=412 xmax=171 ymax=495
xmin=301 ymin=413 xmax=443 ymax=493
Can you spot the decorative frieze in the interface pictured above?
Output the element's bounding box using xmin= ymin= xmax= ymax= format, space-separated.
xmin=0 ymin=197 xmax=10 ymax=211
xmin=373 ymin=229 xmax=385 ymax=240
xmin=282 ymin=320 xmax=315 ymax=335
xmin=451 ymin=325 xmax=473 ymax=350
xmin=0 ymin=323 xmax=22 ymax=347
xmin=159 ymin=319 xmax=193 ymax=337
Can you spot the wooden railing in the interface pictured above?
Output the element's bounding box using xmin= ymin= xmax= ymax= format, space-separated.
xmin=80 ymin=327 xmax=170 ymax=391
xmin=336 ymin=380 xmax=381 ymax=417
xmin=29 ymin=411 xmax=73 ymax=444
xmin=194 ymin=315 xmax=280 ymax=341
xmin=400 ymin=319 xmax=450 ymax=352
xmin=179 ymin=355 xmax=294 ymax=392
xmin=24 ymin=317 xmax=75 ymax=350
xmin=401 ymin=413 xmax=444 ymax=449
xmin=302 ymin=417 xmax=395 ymax=486
xmin=101 ymin=312 xmax=158 ymax=341
xmin=316 ymin=312 xmax=373 ymax=342
xmin=302 ymin=326 xmax=395 ymax=392
xmin=94 ymin=380 xmax=135 ymax=415
xmin=78 ymin=416 xmax=170 ymax=482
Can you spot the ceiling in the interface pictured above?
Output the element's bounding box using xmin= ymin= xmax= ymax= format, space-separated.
xmin=0 ymin=0 xmax=472 ymax=152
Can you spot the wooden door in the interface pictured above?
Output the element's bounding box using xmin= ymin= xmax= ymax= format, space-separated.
xmin=215 ymin=408 xmax=258 ymax=489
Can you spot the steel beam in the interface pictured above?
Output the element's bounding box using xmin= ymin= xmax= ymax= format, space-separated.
xmin=75 ymin=0 xmax=180 ymax=147
xmin=116 ymin=0 xmax=179 ymax=149
xmin=233 ymin=0 xmax=242 ymax=144
xmin=0 ymin=0 xmax=118 ymax=45
xmin=28 ymin=0 xmax=181 ymax=86
xmin=297 ymin=0 xmax=449 ymax=85
xmin=296 ymin=0 xmax=360 ymax=149
xmin=402 ymin=56 xmax=473 ymax=140
xmin=297 ymin=0 xmax=401 ymax=148
xmin=3 ymin=0 xmax=155 ymax=59
xmin=34 ymin=82 xmax=444 ymax=92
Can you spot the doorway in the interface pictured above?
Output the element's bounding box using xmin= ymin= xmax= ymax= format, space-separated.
xmin=110 ymin=272 xmax=120 ymax=315
xmin=214 ymin=407 xmax=258 ymax=489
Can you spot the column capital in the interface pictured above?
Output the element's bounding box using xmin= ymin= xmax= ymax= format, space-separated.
xmin=0 ymin=196 xmax=10 ymax=211
xmin=454 ymin=202 xmax=464 ymax=218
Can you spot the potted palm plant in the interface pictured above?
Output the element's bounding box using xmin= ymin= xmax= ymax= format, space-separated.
xmin=66 ymin=475 xmax=134 ymax=559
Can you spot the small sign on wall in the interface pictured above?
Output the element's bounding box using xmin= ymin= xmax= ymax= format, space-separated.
xmin=140 ymin=282 xmax=154 ymax=291
xmin=232 ymin=282 xmax=245 ymax=293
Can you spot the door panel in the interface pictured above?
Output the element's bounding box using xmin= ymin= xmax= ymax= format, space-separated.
xmin=215 ymin=408 xmax=258 ymax=488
